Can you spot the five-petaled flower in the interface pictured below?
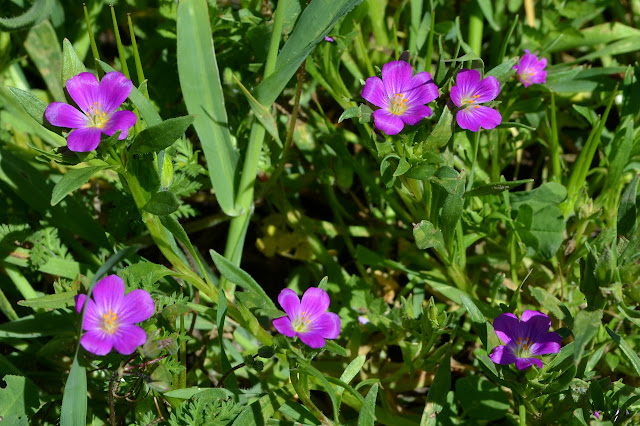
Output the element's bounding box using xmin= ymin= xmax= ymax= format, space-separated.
xmin=272 ymin=287 xmax=341 ymax=348
xmin=362 ymin=60 xmax=439 ymax=135
xmin=450 ymin=69 xmax=502 ymax=132
xmin=45 ymin=72 xmax=137 ymax=152
xmin=75 ymin=275 xmax=155 ymax=356
xmin=513 ymin=50 xmax=547 ymax=88
xmin=490 ymin=310 xmax=562 ymax=370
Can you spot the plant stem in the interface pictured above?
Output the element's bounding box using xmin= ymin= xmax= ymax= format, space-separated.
xmin=549 ymin=91 xmax=561 ymax=182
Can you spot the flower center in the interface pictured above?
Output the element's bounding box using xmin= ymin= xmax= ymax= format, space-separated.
xmin=465 ymin=94 xmax=481 ymax=105
xmin=86 ymin=102 xmax=110 ymax=129
xmin=102 ymin=309 xmax=118 ymax=334
xmin=515 ymin=336 xmax=533 ymax=357
xmin=292 ymin=311 xmax=312 ymax=333
xmin=389 ymin=93 xmax=408 ymax=115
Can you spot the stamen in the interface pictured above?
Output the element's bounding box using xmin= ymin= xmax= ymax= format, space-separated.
xmin=390 ymin=93 xmax=409 ymax=115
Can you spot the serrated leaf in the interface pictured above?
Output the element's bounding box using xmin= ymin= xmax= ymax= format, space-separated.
xmin=142 ymin=191 xmax=180 ymax=215
xmin=130 ymin=115 xmax=194 ymax=155
xmin=51 ymin=165 xmax=109 ymax=206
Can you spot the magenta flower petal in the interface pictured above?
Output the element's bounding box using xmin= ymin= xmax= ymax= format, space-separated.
xmin=404 ymin=72 xmax=439 ymax=105
xmin=401 ymin=105 xmax=433 ymax=125
xmin=492 ymin=312 xmax=520 ymax=345
xmin=381 ymin=60 xmax=412 ymax=95
xmin=273 ymin=316 xmax=296 ymax=337
xmin=45 ymin=102 xmax=88 ymax=128
xmin=91 ymin=275 xmax=125 ymax=314
xmin=373 ymin=109 xmax=405 ymax=135
xmin=273 ymin=286 xmax=341 ymax=348
xmin=299 ymin=332 xmax=326 ymax=349
xmin=112 ymin=324 xmax=147 ymax=355
xmin=489 ymin=344 xmax=518 ymax=365
xmin=66 ymin=72 xmax=100 ymax=112
xmin=278 ymin=289 xmax=301 ymax=319
xmin=473 ymin=76 xmax=500 ymax=103
xmin=515 ymin=357 xmax=543 ymax=370
xmin=456 ymin=105 xmax=501 ymax=132
xmin=98 ymin=72 xmax=133 ymax=114
xmin=453 ymin=69 xmax=481 ymax=101
xmin=66 ymin=127 xmax=103 ymax=152
xmin=313 ymin=312 xmax=341 ymax=340
xmin=514 ymin=50 xmax=547 ymax=88
xmin=75 ymin=294 xmax=87 ymax=313
xmin=362 ymin=76 xmax=389 ymax=109
xmin=80 ymin=329 xmax=113 ymax=356
xmin=490 ymin=310 xmax=562 ymax=370
xmin=79 ymin=298 xmax=102 ymax=331
xmin=300 ymin=287 xmax=331 ymax=318
xmin=102 ymin=110 xmax=137 ymax=140
xmin=117 ymin=289 xmax=155 ymax=323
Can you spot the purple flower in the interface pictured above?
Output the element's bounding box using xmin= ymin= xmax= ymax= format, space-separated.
xmin=324 ymin=36 xmax=334 ymax=42
xmin=489 ymin=310 xmax=562 ymax=370
xmin=45 ymin=72 xmax=137 ymax=152
xmin=75 ymin=275 xmax=155 ymax=356
xmin=362 ymin=60 xmax=439 ymax=135
xmin=450 ymin=69 xmax=501 ymax=132
xmin=513 ymin=50 xmax=547 ymax=88
xmin=594 ymin=411 xmax=600 ymax=420
xmin=272 ymin=287 xmax=341 ymax=348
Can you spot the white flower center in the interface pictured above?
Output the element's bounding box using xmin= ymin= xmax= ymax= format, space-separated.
xmin=514 ymin=336 xmax=533 ymax=358
xmin=389 ymin=93 xmax=408 ymax=115
xmin=292 ymin=311 xmax=312 ymax=333
xmin=101 ymin=309 xmax=119 ymax=334
xmin=463 ymin=94 xmax=481 ymax=108
xmin=86 ymin=102 xmax=110 ymax=129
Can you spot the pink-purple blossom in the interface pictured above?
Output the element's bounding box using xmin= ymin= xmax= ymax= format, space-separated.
xmin=362 ymin=60 xmax=439 ymax=135
xmin=450 ymin=69 xmax=501 ymax=132
xmin=75 ymin=275 xmax=155 ymax=356
xmin=45 ymin=72 xmax=137 ymax=152
xmin=272 ymin=287 xmax=341 ymax=348
xmin=489 ymin=310 xmax=562 ymax=370
xmin=513 ymin=50 xmax=547 ymax=88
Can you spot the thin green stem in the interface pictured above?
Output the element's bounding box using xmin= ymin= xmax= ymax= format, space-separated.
xmin=466 ymin=131 xmax=481 ymax=192
xmin=549 ymin=91 xmax=561 ymax=182
xmin=222 ymin=0 xmax=289 ymax=292
xmin=425 ymin=0 xmax=436 ymax=73
xmin=127 ymin=14 xmax=146 ymax=88
xmin=519 ymin=401 xmax=526 ymax=426
xmin=83 ymin=3 xmax=102 ymax=78
xmin=110 ymin=5 xmax=130 ymax=79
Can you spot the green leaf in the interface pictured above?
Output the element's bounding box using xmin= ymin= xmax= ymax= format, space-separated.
xmin=24 ymin=20 xmax=64 ymax=102
xmin=142 ymin=191 xmax=180 ymax=215
xmin=464 ymin=179 xmax=533 ymax=198
xmin=606 ymin=327 xmax=640 ymax=376
xmin=253 ymin=0 xmax=364 ymax=106
xmin=421 ymin=344 xmax=451 ymax=426
xmin=455 ymin=376 xmax=509 ymax=421
xmin=177 ymin=0 xmax=238 ymax=215
xmin=8 ymin=87 xmax=48 ymax=126
xmin=606 ymin=117 xmax=634 ymax=191
xmin=423 ymin=108 xmax=453 ymax=150
xmin=339 ymin=106 xmax=360 ymax=123
xmin=404 ymin=163 xmax=437 ymax=181
xmin=231 ymin=385 xmax=293 ymax=426
xmin=338 ymin=355 xmax=366 ymax=397
xmin=617 ymin=174 xmax=638 ymax=237
xmin=60 ymin=357 xmax=86 ymax=426
xmin=18 ymin=291 xmax=76 ymax=309
xmin=460 ymin=294 xmax=488 ymax=348
xmin=529 ymin=286 xmax=571 ymax=324
xmin=209 ymin=249 xmax=276 ymax=311
xmin=130 ymin=115 xmax=194 ymax=154
xmin=485 ymin=57 xmax=517 ymax=86
xmin=572 ymin=309 xmax=603 ymax=363
xmin=357 ymin=383 xmax=379 ymax=426
xmin=477 ymin=0 xmax=500 ymax=31
xmin=0 ymin=0 xmax=54 ymax=32
xmin=413 ymin=220 xmax=445 ymax=253
xmin=61 ymin=38 xmax=87 ymax=85
xmin=51 ymin=165 xmax=109 ymax=206
xmin=0 ymin=375 xmax=42 ymax=425
xmin=233 ymin=75 xmax=281 ymax=146
xmin=324 ymin=340 xmax=348 ymax=356
xmin=163 ymin=387 xmax=234 ymax=400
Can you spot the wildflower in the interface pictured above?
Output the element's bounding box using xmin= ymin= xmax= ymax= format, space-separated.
xmin=358 ymin=315 xmax=369 ymax=325
xmin=324 ymin=36 xmax=334 ymax=42
xmin=513 ymin=50 xmax=547 ymax=87
xmin=75 ymin=275 xmax=155 ymax=356
xmin=489 ymin=310 xmax=561 ymax=370
xmin=45 ymin=72 xmax=137 ymax=152
xmin=272 ymin=287 xmax=341 ymax=348
xmin=450 ymin=69 xmax=501 ymax=132
xmin=362 ymin=60 xmax=439 ymax=135
xmin=594 ymin=411 xmax=600 ymax=420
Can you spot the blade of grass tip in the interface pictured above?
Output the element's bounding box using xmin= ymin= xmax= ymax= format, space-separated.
xmin=497 ymin=14 xmax=518 ymax=64
xmin=127 ymin=13 xmax=146 ymax=91
xmin=425 ymin=0 xmax=435 ymax=74
xmin=110 ymin=5 xmax=130 ymax=79
xmin=83 ymin=3 xmax=102 ymax=78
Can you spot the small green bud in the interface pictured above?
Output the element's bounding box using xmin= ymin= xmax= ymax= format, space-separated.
xmin=254 ymin=360 xmax=264 ymax=372
xmin=257 ymin=346 xmax=274 ymax=358
xmin=243 ymin=354 xmax=255 ymax=367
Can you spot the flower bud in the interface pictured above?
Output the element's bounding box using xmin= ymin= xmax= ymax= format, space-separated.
xmin=161 ymin=154 xmax=174 ymax=190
